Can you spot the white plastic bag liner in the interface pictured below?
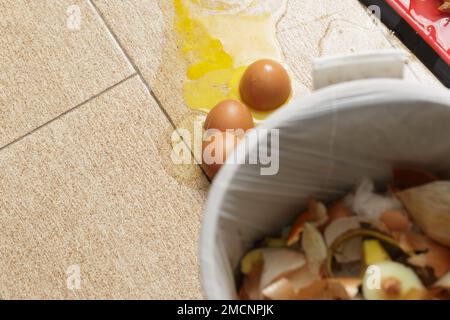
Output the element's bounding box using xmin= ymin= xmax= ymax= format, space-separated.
xmin=200 ymin=79 xmax=450 ymax=300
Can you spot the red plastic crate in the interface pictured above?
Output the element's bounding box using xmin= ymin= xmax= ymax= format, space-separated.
xmin=386 ymin=0 xmax=449 ymax=66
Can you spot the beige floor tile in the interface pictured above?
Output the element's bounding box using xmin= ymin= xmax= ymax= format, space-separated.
xmin=277 ymin=0 xmax=337 ymax=31
xmin=277 ymin=0 xmax=441 ymax=88
xmin=277 ymin=16 xmax=393 ymax=88
xmin=0 ymin=0 xmax=134 ymax=148
xmin=0 ymin=75 xmax=209 ymax=299
xmin=93 ymin=0 xmax=441 ymax=131
xmin=92 ymin=0 xmax=190 ymax=126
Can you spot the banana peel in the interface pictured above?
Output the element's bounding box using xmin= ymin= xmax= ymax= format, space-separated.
xmin=363 ymin=239 xmax=390 ymax=266
xmin=326 ymin=229 xmax=410 ymax=277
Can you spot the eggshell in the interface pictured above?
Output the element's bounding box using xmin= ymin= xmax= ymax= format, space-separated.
xmin=324 ymin=199 xmax=352 ymax=228
xmin=379 ymin=210 xmax=411 ymax=232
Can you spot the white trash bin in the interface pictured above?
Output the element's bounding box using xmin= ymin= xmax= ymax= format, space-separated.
xmin=199 ymin=54 xmax=450 ymax=300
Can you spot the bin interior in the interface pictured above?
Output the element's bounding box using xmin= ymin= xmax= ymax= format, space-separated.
xmin=200 ymin=80 xmax=450 ymax=299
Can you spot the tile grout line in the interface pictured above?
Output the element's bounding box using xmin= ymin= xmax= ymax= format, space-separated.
xmin=0 ymin=73 xmax=138 ymax=153
xmin=88 ymin=0 xmax=211 ymax=182
xmin=87 ymin=0 xmax=178 ymax=132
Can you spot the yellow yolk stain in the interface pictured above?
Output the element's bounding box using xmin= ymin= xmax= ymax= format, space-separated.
xmin=195 ymin=13 xmax=283 ymax=68
xmin=174 ymin=0 xmax=287 ymax=121
xmin=174 ymin=0 xmax=233 ymax=80
xmin=183 ymin=67 xmax=246 ymax=108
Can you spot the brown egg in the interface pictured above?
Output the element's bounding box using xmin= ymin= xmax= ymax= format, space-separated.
xmin=204 ymin=99 xmax=254 ymax=132
xmin=201 ymin=131 xmax=241 ymax=179
xmin=240 ymin=59 xmax=292 ymax=111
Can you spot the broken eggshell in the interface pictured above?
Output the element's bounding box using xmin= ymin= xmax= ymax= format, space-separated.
xmin=345 ymin=178 xmax=403 ymax=220
xmin=262 ymin=277 xmax=295 ymax=300
xmin=400 ymin=232 xmax=450 ymax=279
xmin=324 ymin=199 xmax=352 ymax=228
xmin=286 ymin=211 xmax=312 ymax=246
xmin=324 ymin=216 xmax=387 ymax=246
xmin=262 ymin=265 xmax=322 ymax=300
xmin=295 ymin=279 xmax=353 ymax=300
xmin=333 ymin=278 xmax=362 ymax=298
xmin=286 ymin=199 xmax=328 ymax=246
xmin=379 ymin=210 xmax=411 ymax=232
xmin=287 ymin=266 xmax=321 ymax=293
xmin=262 ymin=268 xmax=352 ymax=300
xmin=396 ymin=181 xmax=450 ymax=246
xmin=260 ymin=249 xmax=306 ymax=290
xmin=240 ymin=248 xmax=306 ymax=300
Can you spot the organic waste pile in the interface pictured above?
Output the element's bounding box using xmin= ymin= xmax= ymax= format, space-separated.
xmin=238 ymin=167 xmax=450 ymax=300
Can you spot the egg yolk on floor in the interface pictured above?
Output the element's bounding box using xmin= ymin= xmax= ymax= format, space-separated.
xmin=174 ymin=0 xmax=287 ymax=121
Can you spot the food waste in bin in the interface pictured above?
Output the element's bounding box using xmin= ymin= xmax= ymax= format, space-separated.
xmin=238 ymin=167 xmax=450 ymax=300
